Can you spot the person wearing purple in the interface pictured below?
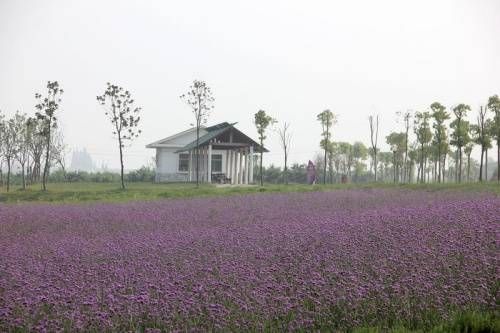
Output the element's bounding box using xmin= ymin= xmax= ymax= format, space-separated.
xmin=306 ymin=160 xmax=316 ymax=184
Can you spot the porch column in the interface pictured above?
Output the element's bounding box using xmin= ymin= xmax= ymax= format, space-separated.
xmin=238 ymin=148 xmax=243 ymax=184
xmin=249 ymin=146 xmax=254 ymax=184
xmin=188 ymin=150 xmax=192 ymax=182
xmin=233 ymin=150 xmax=238 ymax=184
xmin=207 ymin=144 xmax=212 ymax=183
xmin=245 ymin=147 xmax=250 ymax=184
xmin=229 ymin=150 xmax=234 ymax=184
xmin=225 ymin=150 xmax=230 ymax=177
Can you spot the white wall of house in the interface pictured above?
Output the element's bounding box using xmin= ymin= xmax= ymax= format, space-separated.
xmin=155 ymin=148 xmax=228 ymax=182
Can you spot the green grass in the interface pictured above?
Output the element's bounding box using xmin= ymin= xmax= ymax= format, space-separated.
xmin=0 ymin=181 xmax=499 ymax=204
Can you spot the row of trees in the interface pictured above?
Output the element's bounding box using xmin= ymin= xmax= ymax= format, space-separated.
xmin=0 ymin=82 xmax=66 ymax=191
xmin=312 ymin=97 xmax=500 ymax=185
xmin=0 ymin=81 xmax=143 ymax=192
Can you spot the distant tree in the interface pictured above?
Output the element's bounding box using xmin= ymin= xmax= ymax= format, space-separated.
xmin=12 ymin=112 xmax=30 ymax=189
xmin=317 ymin=110 xmax=337 ymax=184
xmin=2 ymin=115 xmax=18 ymax=192
xmin=414 ymin=112 xmax=432 ymax=183
xmin=0 ymin=111 xmax=5 ymax=187
xmin=180 ymin=80 xmax=215 ymax=187
xmin=35 ymin=81 xmax=63 ymax=191
xmin=472 ymin=106 xmax=491 ymax=182
xmin=396 ymin=111 xmax=412 ymax=182
xmin=487 ymin=95 xmax=500 ymax=183
xmin=386 ymin=132 xmax=406 ymax=183
xmin=97 ymin=83 xmax=142 ymax=190
xmin=352 ymin=142 xmax=368 ymax=181
xmin=464 ymin=143 xmax=473 ymax=182
xmin=254 ymin=110 xmax=275 ymax=186
xmin=26 ymin=117 xmax=46 ymax=183
xmin=450 ymin=104 xmax=471 ymax=183
xmin=430 ymin=102 xmax=450 ymax=183
xmin=50 ymin=129 xmax=68 ymax=179
xmin=368 ymin=115 xmax=379 ymax=181
xmin=277 ymin=121 xmax=292 ymax=184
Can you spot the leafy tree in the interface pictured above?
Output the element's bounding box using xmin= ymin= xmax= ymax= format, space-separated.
xmin=450 ymin=104 xmax=471 ymax=183
xmin=487 ymin=95 xmax=500 ymax=183
xmin=472 ymin=106 xmax=491 ymax=181
xmin=430 ymin=102 xmax=450 ymax=183
xmin=26 ymin=117 xmax=46 ymax=184
xmin=254 ymin=110 xmax=275 ymax=186
xmin=464 ymin=143 xmax=474 ymax=182
xmin=368 ymin=115 xmax=379 ymax=181
xmin=2 ymin=115 xmax=18 ymax=191
xmin=352 ymin=142 xmax=368 ymax=181
xmin=12 ymin=112 xmax=30 ymax=189
xmin=386 ymin=132 xmax=406 ymax=183
xmin=35 ymin=81 xmax=63 ymax=191
xmin=97 ymin=83 xmax=142 ymax=190
xmin=317 ymin=109 xmax=337 ymax=184
xmin=180 ymin=80 xmax=215 ymax=187
xmin=414 ymin=112 xmax=432 ymax=183
xmin=277 ymin=122 xmax=292 ymax=184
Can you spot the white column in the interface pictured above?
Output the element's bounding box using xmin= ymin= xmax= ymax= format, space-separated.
xmin=225 ymin=150 xmax=229 ymax=177
xmin=238 ymin=149 xmax=243 ymax=184
xmin=229 ymin=150 xmax=234 ymax=184
xmin=233 ymin=150 xmax=238 ymax=184
xmin=245 ymin=148 xmax=250 ymax=184
xmin=249 ymin=146 xmax=254 ymax=184
xmin=207 ymin=144 xmax=212 ymax=183
xmin=188 ymin=150 xmax=192 ymax=182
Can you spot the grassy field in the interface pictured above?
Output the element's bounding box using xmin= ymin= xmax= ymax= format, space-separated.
xmin=0 ymin=181 xmax=499 ymax=204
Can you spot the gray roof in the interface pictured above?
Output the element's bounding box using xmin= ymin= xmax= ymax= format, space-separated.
xmin=175 ymin=122 xmax=268 ymax=153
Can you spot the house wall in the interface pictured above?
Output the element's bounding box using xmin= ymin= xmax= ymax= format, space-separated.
xmin=155 ymin=147 xmax=229 ymax=183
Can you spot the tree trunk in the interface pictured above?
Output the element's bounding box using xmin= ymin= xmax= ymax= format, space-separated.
xmin=118 ymin=136 xmax=125 ymax=190
xmin=374 ymin=153 xmax=377 ymax=182
xmin=21 ymin=164 xmax=26 ymax=190
xmin=260 ymin=140 xmax=264 ymax=187
xmin=42 ymin=120 xmax=51 ymax=191
xmin=497 ymin=144 xmax=500 ymax=183
xmin=485 ymin=148 xmax=488 ymax=181
xmin=458 ymin=147 xmax=462 ymax=183
xmin=479 ymin=146 xmax=484 ymax=182
xmin=196 ymin=127 xmax=200 ymax=187
xmin=6 ymin=159 xmax=11 ymax=192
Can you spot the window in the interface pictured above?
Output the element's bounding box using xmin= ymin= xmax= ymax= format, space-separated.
xmin=178 ymin=153 xmax=189 ymax=172
xmin=211 ymin=154 xmax=222 ymax=173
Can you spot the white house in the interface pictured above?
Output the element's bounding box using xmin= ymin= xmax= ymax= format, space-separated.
xmin=146 ymin=122 xmax=267 ymax=184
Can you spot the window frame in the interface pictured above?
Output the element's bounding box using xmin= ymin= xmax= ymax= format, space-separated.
xmin=178 ymin=153 xmax=190 ymax=172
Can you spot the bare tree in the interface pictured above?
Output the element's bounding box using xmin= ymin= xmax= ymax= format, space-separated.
xmin=368 ymin=115 xmax=379 ymax=181
xmin=277 ymin=122 xmax=292 ymax=184
xmin=97 ymin=83 xmax=142 ymax=190
xmin=180 ymin=80 xmax=215 ymax=187
xmin=51 ymin=128 xmax=68 ymax=179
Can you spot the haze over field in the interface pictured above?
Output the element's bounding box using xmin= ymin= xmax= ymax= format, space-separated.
xmin=1 ymin=0 xmax=499 ymax=169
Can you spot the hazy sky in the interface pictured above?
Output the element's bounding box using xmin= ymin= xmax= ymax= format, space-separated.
xmin=1 ymin=0 xmax=499 ymax=169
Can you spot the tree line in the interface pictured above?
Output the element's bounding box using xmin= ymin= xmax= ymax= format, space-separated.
xmin=1 ymin=79 xmax=499 ymax=189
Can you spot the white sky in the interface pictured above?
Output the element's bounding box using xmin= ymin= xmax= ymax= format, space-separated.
xmin=1 ymin=0 xmax=499 ymax=169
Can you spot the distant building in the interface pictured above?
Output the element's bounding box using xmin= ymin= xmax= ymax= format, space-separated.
xmin=146 ymin=122 xmax=267 ymax=183
xmin=70 ymin=148 xmax=95 ymax=172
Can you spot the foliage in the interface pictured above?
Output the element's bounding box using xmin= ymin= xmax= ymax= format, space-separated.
xmin=35 ymin=81 xmax=63 ymax=191
xmin=97 ymin=83 xmax=142 ymax=190
xmin=254 ymin=109 xmax=276 ymax=186
xmin=180 ymin=80 xmax=215 ymax=187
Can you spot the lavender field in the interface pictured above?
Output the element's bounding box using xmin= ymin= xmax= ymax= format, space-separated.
xmin=0 ymin=189 xmax=498 ymax=331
